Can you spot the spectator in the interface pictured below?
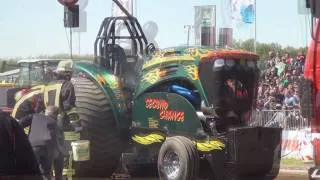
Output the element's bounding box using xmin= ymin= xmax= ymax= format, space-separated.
xmin=256 ymin=51 xmax=305 ymax=113
xmin=20 ymin=106 xmax=65 ymax=180
xmin=275 ymin=52 xmax=281 ymax=63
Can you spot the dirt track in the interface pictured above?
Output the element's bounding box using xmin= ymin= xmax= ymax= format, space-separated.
xmin=71 ymin=174 xmax=308 ymax=180
xmin=277 ymin=174 xmax=307 ymax=180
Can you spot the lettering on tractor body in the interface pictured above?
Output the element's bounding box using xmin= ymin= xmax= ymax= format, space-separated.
xmin=145 ymin=98 xmax=169 ymax=110
xmin=160 ymin=110 xmax=184 ymax=122
xmin=144 ymin=98 xmax=185 ymax=122
xmin=148 ymin=118 xmax=159 ymax=128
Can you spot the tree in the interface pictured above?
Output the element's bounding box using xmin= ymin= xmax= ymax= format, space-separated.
xmin=233 ymin=39 xmax=307 ymax=60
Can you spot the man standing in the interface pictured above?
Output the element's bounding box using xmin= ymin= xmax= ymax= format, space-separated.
xmin=53 ymin=112 xmax=68 ymax=180
xmin=20 ymin=106 xmax=66 ymax=180
xmin=44 ymin=60 xmax=76 ymax=129
xmin=44 ymin=60 xmax=79 ymax=178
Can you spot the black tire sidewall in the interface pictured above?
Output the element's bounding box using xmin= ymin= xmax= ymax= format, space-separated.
xmin=71 ymin=77 xmax=126 ymax=177
xmin=158 ymin=137 xmax=195 ymax=180
xmin=175 ymin=136 xmax=199 ymax=179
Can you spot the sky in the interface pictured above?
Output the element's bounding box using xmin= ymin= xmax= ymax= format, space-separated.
xmin=0 ymin=0 xmax=312 ymax=58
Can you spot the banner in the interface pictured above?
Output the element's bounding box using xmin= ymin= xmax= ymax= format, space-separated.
xmin=112 ymin=0 xmax=133 ymax=17
xmin=194 ymin=5 xmax=216 ymax=45
xmin=281 ymin=129 xmax=313 ymax=162
xmin=230 ymin=0 xmax=255 ymax=24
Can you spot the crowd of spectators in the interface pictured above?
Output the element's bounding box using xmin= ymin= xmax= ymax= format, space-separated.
xmin=256 ymin=51 xmax=306 ymax=111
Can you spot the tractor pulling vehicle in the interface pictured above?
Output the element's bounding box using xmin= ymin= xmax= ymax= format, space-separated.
xmin=71 ymin=45 xmax=282 ymax=179
xmin=12 ymin=0 xmax=282 ymax=179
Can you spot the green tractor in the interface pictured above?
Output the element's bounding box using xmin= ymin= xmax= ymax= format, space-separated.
xmin=70 ymin=1 xmax=281 ymax=179
xmin=14 ymin=1 xmax=282 ymax=179
xmin=71 ymin=46 xmax=282 ymax=179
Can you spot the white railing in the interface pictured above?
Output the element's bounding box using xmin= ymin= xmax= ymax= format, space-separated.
xmin=248 ymin=110 xmax=310 ymax=130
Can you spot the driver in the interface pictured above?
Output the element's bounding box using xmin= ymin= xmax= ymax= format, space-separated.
xmin=225 ymin=79 xmax=248 ymax=99
xmin=222 ymin=78 xmax=249 ymax=126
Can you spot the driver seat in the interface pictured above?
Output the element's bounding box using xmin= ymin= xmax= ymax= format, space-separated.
xmin=105 ymin=44 xmax=139 ymax=91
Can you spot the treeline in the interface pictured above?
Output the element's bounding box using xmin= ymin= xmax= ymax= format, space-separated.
xmin=0 ymin=54 xmax=95 ymax=73
xmin=233 ymin=39 xmax=308 ymax=60
xmin=0 ymin=41 xmax=309 ymax=72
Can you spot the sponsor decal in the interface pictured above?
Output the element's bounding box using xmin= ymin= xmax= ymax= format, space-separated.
xmin=160 ymin=110 xmax=184 ymax=122
xmin=145 ymin=98 xmax=185 ymax=122
xmin=131 ymin=133 xmax=165 ymax=145
xmin=193 ymin=139 xmax=225 ymax=152
xmin=148 ymin=118 xmax=159 ymax=128
xmin=114 ymin=89 xmax=123 ymax=100
xmin=145 ymin=98 xmax=169 ymax=110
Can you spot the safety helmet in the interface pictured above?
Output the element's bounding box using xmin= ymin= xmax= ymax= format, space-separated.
xmin=14 ymin=89 xmax=29 ymax=102
xmin=56 ymin=60 xmax=73 ymax=73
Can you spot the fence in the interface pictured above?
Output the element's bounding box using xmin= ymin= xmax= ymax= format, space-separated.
xmin=248 ymin=110 xmax=310 ymax=130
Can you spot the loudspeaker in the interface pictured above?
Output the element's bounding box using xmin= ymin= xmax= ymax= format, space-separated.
xmin=311 ymin=0 xmax=320 ymax=17
xmin=218 ymin=28 xmax=233 ymax=48
xmin=64 ymin=5 xmax=79 ymax=28
xmin=306 ymin=0 xmax=311 ymax=8
xmin=201 ymin=26 xmax=216 ymax=47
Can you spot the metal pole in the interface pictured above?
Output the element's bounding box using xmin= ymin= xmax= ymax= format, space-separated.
xmin=131 ymin=0 xmax=134 ymax=16
xmin=78 ymin=32 xmax=81 ymax=55
xmin=254 ymin=0 xmax=257 ymax=53
xmin=112 ymin=0 xmax=133 ymax=18
xmin=186 ymin=26 xmax=190 ymax=46
xmin=184 ymin=25 xmax=192 ymax=46
xmin=135 ymin=0 xmax=137 ymax=17
xmin=70 ymin=27 xmax=73 ymax=59
xmin=187 ymin=27 xmax=190 ymax=46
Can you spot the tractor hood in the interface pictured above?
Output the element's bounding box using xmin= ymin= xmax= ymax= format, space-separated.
xmin=199 ymin=50 xmax=260 ymax=116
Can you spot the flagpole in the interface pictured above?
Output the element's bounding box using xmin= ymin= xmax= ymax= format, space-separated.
xmin=135 ymin=0 xmax=137 ymax=17
xmin=132 ymin=0 xmax=134 ymax=16
xmin=254 ymin=0 xmax=257 ymax=53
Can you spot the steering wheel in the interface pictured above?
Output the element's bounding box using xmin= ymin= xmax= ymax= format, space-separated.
xmin=146 ymin=43 xmax=156 ymax=55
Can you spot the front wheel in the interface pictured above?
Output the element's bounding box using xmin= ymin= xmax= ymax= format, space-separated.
xmin=157 ymin=136 xmax=199 ymax=180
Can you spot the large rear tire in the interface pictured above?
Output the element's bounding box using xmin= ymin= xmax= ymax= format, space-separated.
xmin=72 ymin=77 xmax=127 ymax=177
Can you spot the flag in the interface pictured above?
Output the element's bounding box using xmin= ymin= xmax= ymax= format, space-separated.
xmin=231 ymin=0 xmax=255 ymax=24
xmin=194 ymin=5 xmax=216 ymax=45
xmin=112 ymin=0 xmax=133 ymax=17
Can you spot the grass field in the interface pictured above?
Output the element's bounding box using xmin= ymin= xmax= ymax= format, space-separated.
xmin=281 ymin=158 xmax=312 ymax=170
